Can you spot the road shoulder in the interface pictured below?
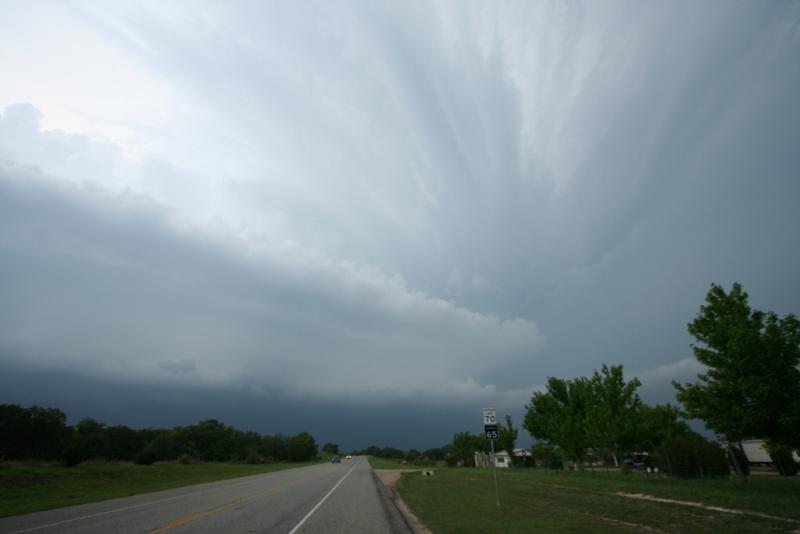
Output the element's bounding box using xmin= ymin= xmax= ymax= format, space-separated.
xmin=373 ymin=470 xmax=432 ymax=534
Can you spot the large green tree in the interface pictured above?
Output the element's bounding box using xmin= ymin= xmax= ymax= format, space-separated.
xmin=587 ymin=364 xmax=642 ymax=466
xmin=524 ymin=376 xmax=595 ymax=463
xmin=525 ymin=365 xmax=644 ymax=466
xmin=674 ymin=283 xmax=800 ymax=478
xmin=0 ymin=404 xmax=69 ymax=460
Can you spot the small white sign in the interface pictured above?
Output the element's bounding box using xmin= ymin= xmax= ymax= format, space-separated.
xmin=483 ymin=407 xmax=496 ymax=425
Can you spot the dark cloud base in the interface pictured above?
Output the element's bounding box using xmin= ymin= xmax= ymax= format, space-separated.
xmin=0 ymin=363 xmax=498 ymax=451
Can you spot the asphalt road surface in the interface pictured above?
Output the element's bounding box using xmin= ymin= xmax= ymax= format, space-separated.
xmin=0 ymin=456 xmax=411 ymax=534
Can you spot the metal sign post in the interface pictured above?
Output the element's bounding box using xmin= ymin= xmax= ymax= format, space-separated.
xmin=483 ymin=407 xmax=501 ymax=506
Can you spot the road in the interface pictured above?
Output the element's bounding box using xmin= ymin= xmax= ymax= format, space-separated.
xmin=0 ymin=457 xmax=411 ymax=534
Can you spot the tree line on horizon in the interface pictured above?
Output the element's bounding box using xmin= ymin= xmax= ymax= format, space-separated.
xmin=0 ymin=406 xmax=319 ymax=466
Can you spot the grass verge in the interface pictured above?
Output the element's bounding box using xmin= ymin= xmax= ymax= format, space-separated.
xmin=0 ymin=460 xmax=321 ymax=518
xmin=396 ymin=468 xmax=800 ymax=533
xmin=367 ymin=456 xmax=443 ymax=470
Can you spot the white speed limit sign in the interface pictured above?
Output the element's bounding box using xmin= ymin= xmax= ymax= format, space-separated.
xmin=482 ymin=407 xmax=496 ymax=425
xmin=483 ymin=407 xmax=497 ymax=439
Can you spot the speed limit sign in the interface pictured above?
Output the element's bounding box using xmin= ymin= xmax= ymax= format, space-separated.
xmin=483 ymin=407 xmax=497 ymax=425
xmin=482 ymin=407 xmax=501 ymax=506
xmin=483 ymin=408 xmax=497 ymax=440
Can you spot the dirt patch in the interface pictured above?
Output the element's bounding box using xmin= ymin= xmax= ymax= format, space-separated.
xmin=589 ymin=513 xmax=667 ymax=533
xmin=374 ymin=469 xmax=432 ymax=534
xmin=374 ymin=469 xmax=422 ymax=489
xmin=616 ymin=492 xmax=800 ymax=525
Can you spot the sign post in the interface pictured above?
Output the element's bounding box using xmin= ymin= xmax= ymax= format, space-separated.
xmin=483 ymin=407 xmax=501 ymax=506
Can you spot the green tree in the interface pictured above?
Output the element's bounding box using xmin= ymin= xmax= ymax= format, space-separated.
xmin=106 ymin=425 xmax=144 ymax=461
xmin=451 ymin=432 xmax=488 ymax=466
xmin=524 ymin=376 xmax=595 ymax=465
xmin=633 ymin=404 xmax=690 ymax=452
xmin=651 ymin=431 xmax=730 ymax=478
xmin=674 ymin=283 xmax=800 ymax=480
xmin=405 ymin=448 xmax=421 ymax=461
xmin=0 ymin=404 xmax=69 ymax=460
xmin=379 ymin=446 xmax=405 ymax=459
xmin=497 ymin=415 xmax=518 ymax=462
xmin=259 ymin=434 xmax=287 ymax=461
xmin=71 ymin=418 xmax=111 ymax=461
xmin=321 ymin=442 xmax=339 ymax=455
xmin=530 ymin=442 xmax=558 ymax=466
xmin=587 ymin=365 xmax=642 ymax=466
xmin=286 ymin=432 xmax=317 ymax=461
xmin=422 ymin=446 xmax=450 ymax=461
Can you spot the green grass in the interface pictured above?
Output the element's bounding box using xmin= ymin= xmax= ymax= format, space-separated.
xmin=368 ymin=456 xmax=409 ymax=469
xmin=367 ymin=456 xmax=444 ymax=470
xmin=0 ymin=460 xmax=321 ymax=518
xmin=396 ymin=468 xmax=800 ymax=533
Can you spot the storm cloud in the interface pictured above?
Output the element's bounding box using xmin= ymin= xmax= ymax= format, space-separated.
xmin=1 ymin=0 xmax=798 ymax=448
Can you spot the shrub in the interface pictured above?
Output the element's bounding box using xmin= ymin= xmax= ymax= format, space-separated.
xmin=547 ymin=458 xmax=563 ymax=470
xmin=245 ymin=451 xmax=261 ymax=465
xmin=134 ymin=448 xmax=157 ymax=465
xmin=60 ymin=442 xmax=87 ymax=467
xmin=652 ymin=433 xmax=729 ymax=478
xmin=177 ymin=453 xmax=193 ymax=465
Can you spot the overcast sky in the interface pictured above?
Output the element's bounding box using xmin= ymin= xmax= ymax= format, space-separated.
xmin=1 ymin=0 xmax=798 ymax=450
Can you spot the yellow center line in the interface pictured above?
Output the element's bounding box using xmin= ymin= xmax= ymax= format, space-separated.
xmin=149 ymin=475 xmax=315 ymax=533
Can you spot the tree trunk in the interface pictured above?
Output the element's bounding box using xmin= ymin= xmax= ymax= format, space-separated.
xmin=775 ymin=452 xmax=786 ymax=477
xmin=694 ymin=448 xmax=704 ymax=478
xmin=727 ymin=442 xmax=747 ymax=482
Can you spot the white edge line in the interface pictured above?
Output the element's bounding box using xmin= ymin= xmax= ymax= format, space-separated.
xmin=288 ymin=464 xmax=357 ymax=534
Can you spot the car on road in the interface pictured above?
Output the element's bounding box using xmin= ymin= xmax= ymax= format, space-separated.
xmin=331 ymin=455 xmax=341 ymax=463
xmin=345 ymin=454 xmax=352 ymax=459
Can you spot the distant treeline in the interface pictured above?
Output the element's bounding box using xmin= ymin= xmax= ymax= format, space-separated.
xmin=0 ymin=404 xmax=318 ymax=466
xmin=353 ymin=445 xmax=452 ymax=464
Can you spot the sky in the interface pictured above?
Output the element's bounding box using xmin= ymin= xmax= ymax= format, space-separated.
xmin=1 ymin=0 xmax=799 ymax=450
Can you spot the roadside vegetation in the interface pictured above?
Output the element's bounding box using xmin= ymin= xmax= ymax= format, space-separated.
xmin=356 ymin=445 xmax=445 ymax=468
xmin=367 ymin=455 xmax=441 ymax=470
xmin=397 ymin=468 xmax=800 ymax=533
xmin=0 ymin=406 xmax=320 ymax=466
xmin=391 ymin=283 xmax=799 ymax=532
xmin=519 ymin=283 xmax=799 ymax=479
xmin=0 ymin=405 xmax=327 ymax=517
xmin=0 ymin=460 xmax=324 ymax=517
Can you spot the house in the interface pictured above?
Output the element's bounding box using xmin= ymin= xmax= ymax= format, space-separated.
xmin=740 ymin=440 xmax=771 ymax=466
xmin=513 ymin=448 xmax=532 ymax=458
xmin=474 ymin=450 xmax=515 ymax=468
xmin=494 ymin=451 xmax=511 ymax=468
xmin=738 ymin=439 xmax=800 ymax=466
